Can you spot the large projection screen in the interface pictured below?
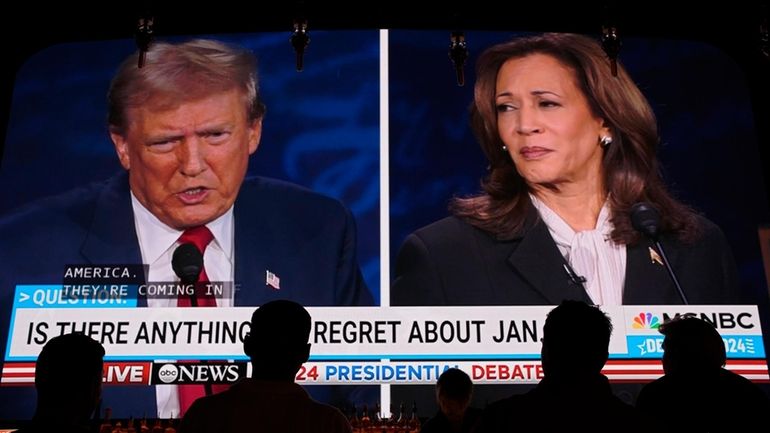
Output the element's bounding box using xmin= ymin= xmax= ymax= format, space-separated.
xmin=1 ymin=29 xmax=769 ymax=422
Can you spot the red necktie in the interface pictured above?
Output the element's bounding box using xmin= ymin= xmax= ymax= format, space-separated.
xmin=176 ymin=226 xmax=216 ymax=308
xmin=176 ymin=226 xmax=219 ymax=416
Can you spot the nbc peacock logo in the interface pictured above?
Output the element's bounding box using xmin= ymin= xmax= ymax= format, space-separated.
xmin=631 ymin=312 xmax=661 ymax=329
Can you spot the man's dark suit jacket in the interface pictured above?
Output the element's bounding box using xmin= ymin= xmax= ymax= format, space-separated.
xmin=392 ymin=214 xmax=740 ymax=306
xmin=0 ymin=172 xmax=372 ymax=419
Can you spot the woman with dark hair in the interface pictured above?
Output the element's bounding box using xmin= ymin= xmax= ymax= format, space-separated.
xmin=392 ymin=33 xmax=739 ymax=306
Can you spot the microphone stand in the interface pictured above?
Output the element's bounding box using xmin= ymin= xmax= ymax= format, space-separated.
xmin=631 ymin=202 xmax=689 ymax=305
xmin=181 ymin=276 xmax=212 ymax=396
xmin=652 ymin=240 xmax=689 ymax=305
xmin=183 ymin=278 xmax=198 ymax=308
xmin=179 ymin=275 xmax=210 ymax=396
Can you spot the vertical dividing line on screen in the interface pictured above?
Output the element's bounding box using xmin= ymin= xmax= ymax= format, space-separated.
xmin=379 ymin=28 xmax=391 ymax=418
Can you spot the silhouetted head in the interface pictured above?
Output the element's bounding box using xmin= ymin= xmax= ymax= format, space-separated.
xmin=435 ymin=368 xmax=473 ymax=424
xmin=660 ymin=316 xmax=726 ymax=376
xmin=34 ymin=332 xmax=105 ymax=422
xmin=243 ymin=300 xmax=312 ymax=381
xmin=541 ymin=300 xmax=612 ymax=379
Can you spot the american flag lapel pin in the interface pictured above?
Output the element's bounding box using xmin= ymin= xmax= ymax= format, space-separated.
xmin=648 ymin=247 xmax=664 ymax=266
xmin=265 ymin=270 xmax=281 ymax=290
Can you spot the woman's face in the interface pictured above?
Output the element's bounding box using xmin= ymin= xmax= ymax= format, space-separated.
xmin=495 ymin=54 xmax=609 ymax=190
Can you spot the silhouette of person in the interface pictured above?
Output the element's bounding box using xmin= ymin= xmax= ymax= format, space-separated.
xmin=179 ymin=300 xmax=352 ymax=433
xmin=476 ymin=300 xmax=642 ymax=432
xmin=16 ymin=332 xmax=105 ymax=433
xmin=421 ymin=368 xmax=481 ymax=433
xmin=637 ymin=316 xmax=770 ymax=431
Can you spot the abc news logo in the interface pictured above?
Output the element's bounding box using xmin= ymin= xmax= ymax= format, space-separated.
xmin=152 ymin=362 xmax=247 ymax=385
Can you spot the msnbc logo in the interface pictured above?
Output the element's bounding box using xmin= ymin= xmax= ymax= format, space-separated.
xmin=632 ymin=312 xmax=661 ymax=329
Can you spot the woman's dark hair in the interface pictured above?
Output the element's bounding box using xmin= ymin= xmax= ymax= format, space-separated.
xmin=452 ymin=33 xmax=700 ymax=244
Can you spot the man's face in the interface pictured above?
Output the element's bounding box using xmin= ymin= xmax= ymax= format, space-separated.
xmin=111 ymin=90 xmax=261 ymax=229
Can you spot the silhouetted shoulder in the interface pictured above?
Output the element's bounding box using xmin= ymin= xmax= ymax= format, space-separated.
xmin=14 ymin=423 xmax=91 ymax=433
xmin=638 ymin=369 xmax=769 ymax=431
xmin=475 ymin=394 xmax=530 ymax=433
xmin=180 ymin=380 xmax=352 ymax=433
xmin=476 ymin=384 xmax=643 ymax=433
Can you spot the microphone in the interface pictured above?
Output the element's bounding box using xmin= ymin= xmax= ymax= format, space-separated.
xmin=563 ymin=263 xmax=587 ymax=286
xmin=630 ymin=202 xmax=660 ymax=241
xmin=630 ymin=202 xmax=689 ymax=304
xmin=172 ymin=243 xmax=203 ymax=307
xmin=171 ymin=242 xmax=213 ymax=396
